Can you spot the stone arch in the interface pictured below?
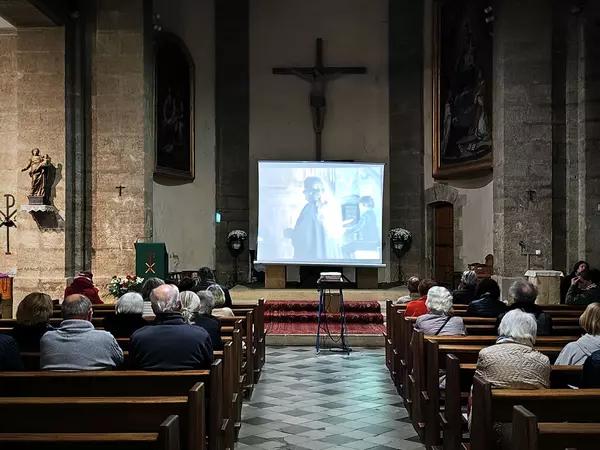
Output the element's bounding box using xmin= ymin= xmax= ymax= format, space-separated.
xmin=424 ymin=184 xmax=465 ymax=282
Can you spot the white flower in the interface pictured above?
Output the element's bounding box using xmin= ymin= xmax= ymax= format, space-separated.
xmin=388 ymin=228 xmax=412 ymax=242
xmin=227 ymin=230 xmax=248 ymax=240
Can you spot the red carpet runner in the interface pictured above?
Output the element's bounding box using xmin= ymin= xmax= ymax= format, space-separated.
xmin=264 ymin=300 xmax=385 ymax=335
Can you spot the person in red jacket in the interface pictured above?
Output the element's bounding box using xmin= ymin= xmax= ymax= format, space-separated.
xmin=405 ymin=278 xmax=437 ymax=318
xmin=64 ymin=271 xmax=103 ymax=305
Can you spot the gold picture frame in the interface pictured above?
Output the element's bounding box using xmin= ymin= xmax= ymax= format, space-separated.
xmin=432 ymin=0 xmax=493 ymax=180
xmin=154 ymin=31 xmax=195 ymax=180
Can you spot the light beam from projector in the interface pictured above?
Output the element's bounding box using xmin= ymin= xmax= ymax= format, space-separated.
xmin=256 ymin=161 xmax=385 ymax=267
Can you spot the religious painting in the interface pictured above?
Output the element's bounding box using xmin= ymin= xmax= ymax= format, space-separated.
xmin=155 ymin=32 xmax=195 ymax=180
xmin=433 ymin=0 xmax=493 ymax=179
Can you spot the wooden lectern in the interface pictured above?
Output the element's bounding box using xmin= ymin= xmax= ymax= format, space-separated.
xmin=135 ymin=243 xmax=168 ymax=280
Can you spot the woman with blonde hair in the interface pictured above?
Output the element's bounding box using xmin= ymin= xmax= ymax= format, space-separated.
xmin=179 ymin=291 xmax=201 ymax=324
xmin=9 ymin=292 xmax=54 ymax=352
xmin=555 ymin=302 xmax=600 ymax=365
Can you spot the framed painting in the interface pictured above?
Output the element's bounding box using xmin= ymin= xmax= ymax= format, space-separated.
xmin=433 ymin=0 xmax=493 ymax=179
xmin=155 ymin=32 xmax=195 ymax=180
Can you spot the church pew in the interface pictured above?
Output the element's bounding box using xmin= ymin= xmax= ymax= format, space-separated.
xmin=0 ymin=384 xmax=205 ymax=450
xmin=0 ymin=414 xmax=181 ymax=450
xmin=393 ymin=303 xmax=586 ymax=313
xmin=431 ymin=355 xmax=583 ymax=450
xmin=511 ymin=405 xmax=600 ymax=450
xmin=0 ymin=363 xmax=225 ymax=450
xmin=470 ymin=375 xmax=600 ymax=450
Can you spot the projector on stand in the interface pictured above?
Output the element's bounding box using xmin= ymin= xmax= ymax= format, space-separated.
xmin=319 ymin=272 xmax=343 ymax=283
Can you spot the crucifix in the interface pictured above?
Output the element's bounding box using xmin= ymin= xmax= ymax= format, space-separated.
xmin=0 ymin=194 xmax=17 ymax=255
xmin=116 ymin=185 xmax=125 ymax=197
xmin=273 ymin=38 xmax=367 ymax=161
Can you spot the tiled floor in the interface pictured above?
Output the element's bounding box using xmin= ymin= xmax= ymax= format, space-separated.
xmin=237 ymin=347 xmax=425 ymax=450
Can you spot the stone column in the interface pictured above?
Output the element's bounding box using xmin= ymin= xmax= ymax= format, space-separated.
xmin=90 ymin=0 xmax=153 ymax=284
xmin=215 ymin=0 xmax=250 ymax=283
xmin=389 ymin=0 xmax=425 ymax=278
xmin=493 ymin=0 xmax=554 ymax=286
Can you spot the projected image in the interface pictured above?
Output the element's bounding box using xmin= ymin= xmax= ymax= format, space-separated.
xmin=256 ymin=161 xmax=385 ymax=266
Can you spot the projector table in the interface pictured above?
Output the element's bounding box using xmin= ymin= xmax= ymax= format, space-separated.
xmin=316 ymin=280 xmax=351 ymax=354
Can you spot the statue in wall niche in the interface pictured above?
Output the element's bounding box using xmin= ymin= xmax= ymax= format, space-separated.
xmin=21 ymin=148 xmax=52 ymax=205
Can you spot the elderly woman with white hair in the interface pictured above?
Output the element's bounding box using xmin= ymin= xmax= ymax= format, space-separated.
xmin=193 ymin=291 xmax=224 ymax=350
xmin=414 ymin=286 xmax=467 ymax=336
xmin=102 ymin=292 xmax=148 ymax=338
xmin=452 ymin=270 xmax=478 ymax=305
xmin=476 ymin=309 xmax=550 ymax=389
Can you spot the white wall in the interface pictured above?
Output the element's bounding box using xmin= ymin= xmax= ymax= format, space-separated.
xmin=249 ymin=0 xmax=390 ymax=280
xmin=153 ymin=0 xmax=216 ymax=271
xmin=423 ymin=0 xmax=494 ymax=270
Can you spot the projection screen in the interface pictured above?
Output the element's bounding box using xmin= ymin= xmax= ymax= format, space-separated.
xmin=256 ymin=161 xmax=385 ymax=266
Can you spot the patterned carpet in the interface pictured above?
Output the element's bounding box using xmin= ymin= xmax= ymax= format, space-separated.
xmin=237 ymin=347 xmax=425 ymax=450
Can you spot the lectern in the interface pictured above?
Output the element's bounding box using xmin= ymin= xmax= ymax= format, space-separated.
xmin=316 ymin=272 xmax=351 ymax=354
xmin=135 ymin=242 xmax=168 ymax=280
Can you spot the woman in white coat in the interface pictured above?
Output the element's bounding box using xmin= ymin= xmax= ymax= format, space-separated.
xmin=555 ymin=302 xmax=600 ymax=365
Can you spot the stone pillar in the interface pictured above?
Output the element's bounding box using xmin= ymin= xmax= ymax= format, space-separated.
xmin=215 ymin=0 xmax=250 ymax=284
xmin=389 ymin=0 xmax=425 ymax=278
xmin=493 ymin=0 xmax=554 ymax=287
xmin=90 ymin=0 xmax=153 ymax=285
xmin=14 ymin=28 xmax=67 ymax=304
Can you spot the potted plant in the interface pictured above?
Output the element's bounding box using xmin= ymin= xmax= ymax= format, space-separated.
xmin=388 ymin=228 xmax=413 ymax=283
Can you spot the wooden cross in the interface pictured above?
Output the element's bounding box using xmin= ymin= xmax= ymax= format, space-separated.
xmin=0 ymin=194 xmax=16 ymax=255
xmin=116 ymin=185 xmax=125 ymax=197
xmin=273 ymin=38 xmax=367 ymax=161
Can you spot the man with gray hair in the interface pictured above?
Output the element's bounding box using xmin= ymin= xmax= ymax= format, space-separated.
xmin=40 ymin=294 xmax=124 ymax=371
xmin=192 ymin=291 xmax=224 ymax=350
xmin=495 ymin=280 xmax=553 ymax=336
xmin=396 ymin=276 xmax=421 ymax=304
xmin=130 ymin=284 xmax=213 ymax=370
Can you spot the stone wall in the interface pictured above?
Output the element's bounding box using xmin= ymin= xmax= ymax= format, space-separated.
xmin=153 ymin=0 xmax=216 ymax=273
xmin=0 ymin=27 xmax=67 ymax=309
xmin=90 ymin=0 xmax=152 ymax=284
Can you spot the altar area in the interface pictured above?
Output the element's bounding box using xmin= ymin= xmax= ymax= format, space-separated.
xmin=230 ymin=285 xmax=406 ymax=347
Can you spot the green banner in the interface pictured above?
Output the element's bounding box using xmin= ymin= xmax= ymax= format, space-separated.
xmin=135 ymin=243 xmax=168 ymax=280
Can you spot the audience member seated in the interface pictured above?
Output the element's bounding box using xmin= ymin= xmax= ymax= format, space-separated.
xmin=555 ymin=302 xmax=600 ymax=365
xmin=0 ymin=334 xmax=23 ymax=371
xmin=194 ymin=267 xmax=232 ymax=308
xmin=405 ymin=278 xmax=437 ymax=318
xmin=193 ymin=291 xmax=224 ymax=351
xmin=496 ymin=280 xmax=552 ymax=336
xmin=208 ymin=284 xmax=235 ymax=318
xmin=452 ymin=270 xmax=478 ymax=305
xmin=469 ymin=309 xmax=550 ymax=447
xmin=140 ymin=277 xmax=165 ymax=317
xmin=64 ymin=271 xmax=103 ymax=304
xmin=580 ymin=349 xmax=600 ymax=388
xmin=102 ymin=292 xmax=148 ymax=338
xmin=180 ymin=291 xmax=201 ymax=324
xmin=9 ymin=292 xmax=54 ymax=352
xmin=477 ymin=309 xmax=550 ymax=389
xmin=561 ymin=260 xmax=588 ymax=304
xmin=566 ymin=268 xmax=600 ymax=306
xmin=466 ymin=278 xmax=507 ymax=318
xmin=130 ymin=284 xmax=213 ymax=370
xmin=414 ymin=286 xmax=467 ymax=336
xmin=396 ymin=276 xmax=421 ymax=304
xmin=178 ymin=277 xmax=197 ymax=293
xmin=41 ymin=294 xmax=124 ymax=371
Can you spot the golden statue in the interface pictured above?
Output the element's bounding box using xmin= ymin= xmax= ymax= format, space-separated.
xmin=21 ymin=148 xmax=51 ymax=198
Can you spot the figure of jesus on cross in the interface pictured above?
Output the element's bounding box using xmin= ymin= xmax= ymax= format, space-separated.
xmin=273 ymin=38 xmax=367 ymax=160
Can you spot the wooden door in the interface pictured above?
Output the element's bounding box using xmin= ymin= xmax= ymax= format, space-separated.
xmin=434 ymin=203 xmax=454 ymax=288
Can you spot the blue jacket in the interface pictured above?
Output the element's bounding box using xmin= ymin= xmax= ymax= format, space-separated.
xmin=131 ymin=313 xmax=213 ymax=370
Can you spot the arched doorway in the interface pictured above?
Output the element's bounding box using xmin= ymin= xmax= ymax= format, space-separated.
xmin=433 ymin=202 xmax=454 ymax=288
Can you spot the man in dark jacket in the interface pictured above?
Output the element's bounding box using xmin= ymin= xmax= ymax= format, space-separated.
xmin=130 ymin=284 xmax=213 ymax=370
xmin=496 ymin=280 xmax=552 ymax=336
xmin=452 ymin=270 xmax=478 ymax=305
xmin=193 ymin=291 xmax=224 ymax=351
xmin=0 ymin=334 xmax=23 ymax=371
xmin=466 ymin=278 xmax=507 ymax=318
xmin=581 ymin=349 xmax=600 ymax=388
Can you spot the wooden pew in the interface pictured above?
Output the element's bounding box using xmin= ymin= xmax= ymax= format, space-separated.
xmin=512 ymin=405 xmax=600 ymax=450
xmin=470 ymin=375 xmax=600 ymax=450
xmin=439 ymin=355 xmax=583 ymax=450
xmin=0 ymin=384 xmax=205 ymax=450
xmin=0 ymin=364 xmax=226 ymax=450
xmin=0 ymin=414 xmax=181 ymax=450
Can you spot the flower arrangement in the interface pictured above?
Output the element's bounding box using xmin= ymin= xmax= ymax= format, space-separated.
xmin=388 ymin=228 xmax=413 ymax=284
xmin=108 ymin=275 xmax=144 ymax=298
xmin=227 ymin=229 xmax=248 ymax=253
